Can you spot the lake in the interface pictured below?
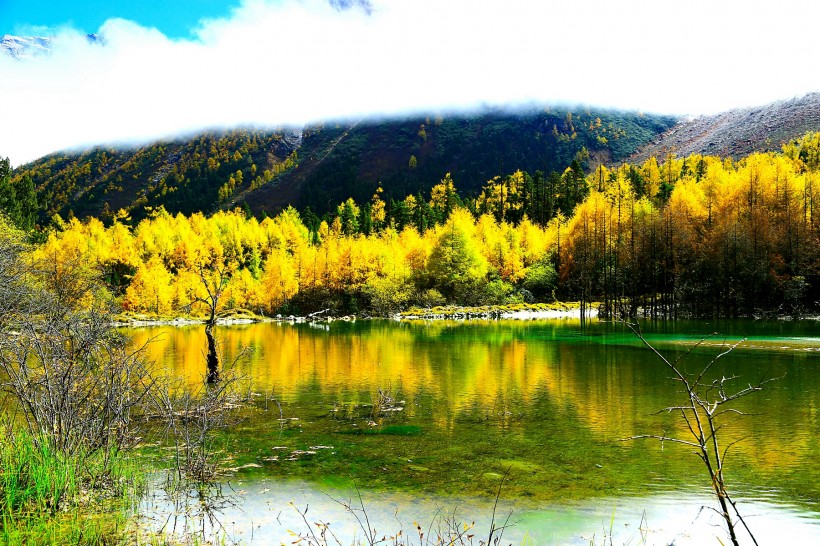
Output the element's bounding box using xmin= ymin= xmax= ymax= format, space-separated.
xmin=130 ymin=318 xmax=820 ymax=545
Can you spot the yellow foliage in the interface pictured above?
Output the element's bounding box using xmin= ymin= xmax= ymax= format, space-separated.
xmin=370 ymin=187 xmax=387 ymax=228
xmin=229 ymin=268 xmax=263 ymax=310
xmin=430 ymin=173 xmax=457 ymax=216
xmin=261 ymin=249 xmax=299 ymax=311
xmin=123 ymin=256 xmax=173 ymax=314
xmin=33 ymin=139 xmax=820 ymax=316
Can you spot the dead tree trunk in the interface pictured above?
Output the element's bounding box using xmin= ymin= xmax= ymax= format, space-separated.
xmin=192 ymin=261 xmax=232 ymax=384
xmin=205 ymin=323 xmax=219 ymax=384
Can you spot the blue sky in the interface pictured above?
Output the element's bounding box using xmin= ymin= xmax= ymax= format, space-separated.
xmin=0 ymin=0 xmax=240 ymax=38
xmin=2 ymin=0 xmax=820 ymax=166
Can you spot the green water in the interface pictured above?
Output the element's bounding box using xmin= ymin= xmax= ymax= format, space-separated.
xmin=131 ymin=318 xmax=820 ymax=543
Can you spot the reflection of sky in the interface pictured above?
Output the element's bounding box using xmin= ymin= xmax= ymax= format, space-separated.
xmin=138 ymin=478 xmax=820 ymax=545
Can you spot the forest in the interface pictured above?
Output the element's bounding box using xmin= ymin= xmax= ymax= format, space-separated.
xmin=4 ymin=132 xmax=820 ymax=319
xmin=9 ymin=108 xmax=676 ymax=224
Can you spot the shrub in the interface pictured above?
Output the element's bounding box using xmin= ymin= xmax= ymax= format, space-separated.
xmin=363 ymin=275 xmax=415 ymax=316
xmin=522 ymin=261 xmax=557 ymax=301
xmin=415 ymin=288 xmax=447 ymax=308
xmin=474 ymin=279 xmax=522 ymax=306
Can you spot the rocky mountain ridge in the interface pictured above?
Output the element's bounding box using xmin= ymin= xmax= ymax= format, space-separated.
xmin=631 ymin=93 xmax=820 ymax=161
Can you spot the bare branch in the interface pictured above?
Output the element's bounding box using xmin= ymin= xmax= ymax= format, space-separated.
xmin=620 ymin=320 xmax=768 ymax=546
xmin=624 ymin=322 xmax=690 ymax=387
xmin=672 ymin=333 xmax=717 ymax=368
xmin=619 ymin=434 xmax=702 ymax=449
xmin=695 ymin=338 xmax=746 ymax=387
xmin=721 ymin=435 xmax=751 ymax=463
xmin=713 ymin=408 xmax=749 ymax=420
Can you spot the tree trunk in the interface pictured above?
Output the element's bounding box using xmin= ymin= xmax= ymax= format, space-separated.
xmin=205 ymin=323 xmax=219 ymax=384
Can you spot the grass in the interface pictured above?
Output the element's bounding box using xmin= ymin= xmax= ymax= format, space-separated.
xmin=0 ymin=425 xmax=140 ymax=545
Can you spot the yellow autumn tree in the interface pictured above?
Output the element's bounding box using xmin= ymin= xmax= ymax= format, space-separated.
xmin=260 ymin=248 xmax=299 ymax=312
xmin=429 ymin=173 xmax=458 ymax=222
xmin=370 ymin=186 xmax=386 ymax=232
xmin=123 ymin=255 xmax=174 ymax=314
xmin=426 ymin=208 xmax=488 ymax=302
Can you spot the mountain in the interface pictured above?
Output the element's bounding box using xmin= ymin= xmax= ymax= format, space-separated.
xmin=10 ymin=107 xmax=677 ymax=223
xmin=1 ymin=35 xmax=53 ymax=60
xmin=1 ymin=34 xmax=100 ymax=60
xmin=631 ymin=93 xmax=820 ymax=161
xmin=14 ymin=129 xmax=302 ymax=222
xmin=258 ymin=109 xmax=677 ymax=215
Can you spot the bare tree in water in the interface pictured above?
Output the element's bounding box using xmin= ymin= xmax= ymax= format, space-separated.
xmin=191 ymin=261 xmax=232 ymax=384
xmin=624 ymin=322 xmax=775 ymax=546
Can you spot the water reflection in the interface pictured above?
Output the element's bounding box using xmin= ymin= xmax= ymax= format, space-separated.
xmin=129 ymin=319 xmax=820 ymax=510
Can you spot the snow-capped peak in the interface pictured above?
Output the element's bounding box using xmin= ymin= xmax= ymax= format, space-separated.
xmin=1 ymin=35 xmax=53 ymax=60
xmin=2 ymin=34 xmax=101 ymax=60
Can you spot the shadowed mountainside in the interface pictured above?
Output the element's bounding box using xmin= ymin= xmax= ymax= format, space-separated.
xmin=12 ymin=107 xmax=676 ymax=223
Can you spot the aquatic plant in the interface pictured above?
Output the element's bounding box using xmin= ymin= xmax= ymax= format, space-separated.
xmin=151 ymin=373 xmax=247 ymax=485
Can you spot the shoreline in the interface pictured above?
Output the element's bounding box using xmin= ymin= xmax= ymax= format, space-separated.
xmin=112 ymin=303 xmax=819 ymax=327
xmin=396 ymin=302 xmax=598 ymax=321
xmin=112 ymin=303 xmax=597 ymax=327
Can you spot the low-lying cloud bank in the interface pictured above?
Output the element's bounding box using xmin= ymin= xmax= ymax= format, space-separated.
xmin=2 ymin=0 xmax=818 ymax=166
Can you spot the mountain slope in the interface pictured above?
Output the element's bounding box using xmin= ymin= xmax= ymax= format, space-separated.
xmin=632 ymin=93 xmax=820 ymax=161
xmin=261 ymin=108 xmax=675 ymax=215
xmin=12 ymin=107 xmax=676 ymax=223
xmin=15 ymin=130 xmax=301 ymax=222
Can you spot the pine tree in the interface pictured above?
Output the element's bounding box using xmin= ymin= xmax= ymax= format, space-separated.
xmin=15 ymin=174 xmax=38 ymax=231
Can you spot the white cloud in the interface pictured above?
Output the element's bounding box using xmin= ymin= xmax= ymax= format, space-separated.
xmin=2 ymin=0 xmax=819 ymax=166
